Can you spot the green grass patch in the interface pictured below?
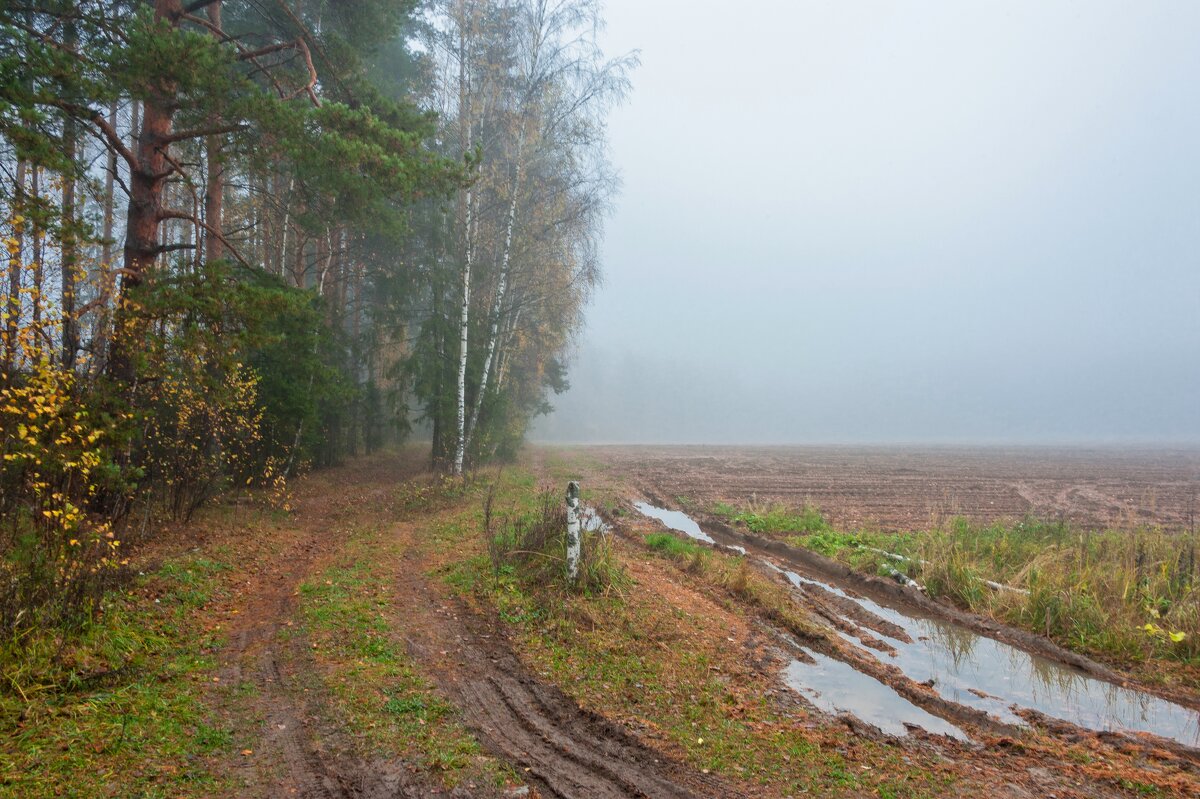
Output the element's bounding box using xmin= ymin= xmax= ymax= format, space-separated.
xmin=644 ymin=531 xmax=705 ymax=558
xmin=779 ymin=512 xmax=1200 ymax=668
xmin=0 ymin=554 xmax=241 ymax=798
xmin=713 ymin=499 xmax=830 ymax=535
xmin=909 ymin=517 xmax=1200 ymax=663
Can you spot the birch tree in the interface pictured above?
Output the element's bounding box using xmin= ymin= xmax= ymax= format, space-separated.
xmin=413 ymin=0 xmax=632 ymax=470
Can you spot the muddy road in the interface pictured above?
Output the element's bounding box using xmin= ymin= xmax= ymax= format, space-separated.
xmin=190 ymin=448 xmax=1200 ymax=798
xmin=205 ymin=455 xmax=722 ymax=799
xmin=391 ymin=525 xmax=726 ymax=799
xmin=631 ymin=495 xmax=1200 ymax=751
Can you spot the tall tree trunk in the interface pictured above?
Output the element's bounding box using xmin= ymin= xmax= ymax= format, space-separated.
xmin=203 ymin=2 xmax=224 ymax=264
xmin=279 ymin=174 xmax=294 ymax=278
xmin=94 ymin=101 xmax=118 ymax=375
xmin=30 ymin=165 xmax=42 ymax=330
xmin=110 ymin=0 xmax=182 ymax=382
xmin=452 ymin=13 xmax=474 ymax=475
xmin=61 ymin=119 xmax=78 ymax=369
xmin=2 ymin=159 xmax=26 ymax=379
xmin=60 ymin=16 xmax=79 ymax=370
xmin=465 ymin=125 xmax=526 ymax=449
xmin=453 ymin=233 xmax=471 ymax=475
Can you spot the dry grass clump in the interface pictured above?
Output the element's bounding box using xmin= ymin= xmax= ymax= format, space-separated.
xmin=914 ymin=518 xmax=1199 ymax=661
xmin=483 ymin=488 xmax=624 ymax=596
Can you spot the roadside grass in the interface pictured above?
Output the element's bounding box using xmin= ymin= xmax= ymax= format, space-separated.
xmin=642 ymin=532 xmax=828 ymax=644
xmin=910 ymin=518 xmax=1200 ymax=664
xmin=645 ymin=531 xmax=704 ymax=558
xmin=717 ymin=495 xmax=1200 ymax=671
xmin=295 ymin=524 xmax=513 ymax=789
xmin=0 ymin=555 xmax=240 ymax=798
xmin=483 ymin=487 xmax=626 ymax=597
xmin=436 ymin=473 xmax=954 ymax=797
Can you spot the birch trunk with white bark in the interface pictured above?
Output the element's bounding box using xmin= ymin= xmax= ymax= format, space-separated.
xmin=452 ymin=9 xmax=475 ymax=476
xmin=464 ymin=127 xmax=525 ymax=449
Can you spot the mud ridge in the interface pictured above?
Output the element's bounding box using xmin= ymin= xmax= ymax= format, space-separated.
xmin=685 ymin=497 xmax=1199 ymax=710
xmin=394 ymin=543 xmax=727 ymax=799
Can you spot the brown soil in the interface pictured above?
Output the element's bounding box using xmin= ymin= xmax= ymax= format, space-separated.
xmin=162 ymin=447 xmax=1200 ymax=798
xmin=574 ymin=444 xmax=1200 ymax=530
xmin=391 ymin=524 xmax=728 ymax=798
xmin=203 ymin=456 xmax=459 ymax=798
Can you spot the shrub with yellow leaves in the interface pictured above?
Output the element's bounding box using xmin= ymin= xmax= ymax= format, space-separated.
xmin=138 ymin=358 xmax=268 ymax=522
xmin=0 ymin=341 xmax=126 ymax=633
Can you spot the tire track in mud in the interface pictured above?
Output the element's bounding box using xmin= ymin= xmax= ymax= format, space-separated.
xmin=630 ymin=482 xmax=1200 ymax=760
xmin=215 ymin=543 xmax=428 ymax=799
xmin=213 ymin=461 xmax=453 ymax=799
xmin=393 ymin=540 xmax=725 ymax=799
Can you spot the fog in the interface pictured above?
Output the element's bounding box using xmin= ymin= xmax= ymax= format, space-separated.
xmin=533 ymin=1 xmax=1200 ymax=445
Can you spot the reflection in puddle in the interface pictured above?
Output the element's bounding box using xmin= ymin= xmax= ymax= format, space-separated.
xmin=784 ymin=570 xmax=1200 ymax=746
xmin=784 ymin=653 xmax=967 ymax=740
xmin=633 ymin=502 xmax=715 ymax=543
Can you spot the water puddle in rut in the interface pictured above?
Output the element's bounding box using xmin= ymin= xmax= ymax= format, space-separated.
xmin=784 ymin=570 xmax=1200 ymax=746
xmin=632 ymin=501 xmax=1200 ymax=746
xmin=632 ymin=502 xmax=714 ymax=543
xmin=783 ymin=653 xmax=967 ymax=739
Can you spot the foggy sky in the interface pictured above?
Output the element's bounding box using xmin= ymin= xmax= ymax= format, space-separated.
xmin=534 ymin=1 xmax=1200 ymax=445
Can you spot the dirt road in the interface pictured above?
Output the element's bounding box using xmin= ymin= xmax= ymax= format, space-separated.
xmin=203 ymin=454 xmax=720 ymax=799
xmin=191 ymin=448 xmax=1200 ymax=798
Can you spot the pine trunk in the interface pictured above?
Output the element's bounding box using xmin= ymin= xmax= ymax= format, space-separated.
xmin=111 ymin=0 xmax=183 ymax=382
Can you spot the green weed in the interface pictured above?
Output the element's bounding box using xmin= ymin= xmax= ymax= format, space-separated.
xmin=713 ymin=499 xmax=830 ymax=535
xmin=296 ymin=530 xmax=507 ymax=787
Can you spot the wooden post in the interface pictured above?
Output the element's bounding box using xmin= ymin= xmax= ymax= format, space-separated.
xmin=566 ymin=481 xmax=581 ymax=582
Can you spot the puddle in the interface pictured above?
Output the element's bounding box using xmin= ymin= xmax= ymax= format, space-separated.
xmin=626 ymin=497 xmax=1200 ymax=746
xmin=784 ymin=653 xmax=967 ymax=740
xmin=579 ymin=506 xmax=610 ymax=533
xmin=633 ymin=502 xmax=715 ymax=543
xmin=783 ymin=570 xmax=1200 ymax=746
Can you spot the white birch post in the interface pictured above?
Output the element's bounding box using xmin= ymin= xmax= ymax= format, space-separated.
xmin=566 ymin=481 xmax=581 ymax=582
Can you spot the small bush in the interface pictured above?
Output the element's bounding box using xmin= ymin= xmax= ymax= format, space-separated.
xmin=483 ymin=488 xmax=624 ymax=595
xmin=1 ymin=325 xmax=130 ymax=634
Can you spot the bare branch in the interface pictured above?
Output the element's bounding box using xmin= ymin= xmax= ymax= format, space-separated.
xmin=163 ymin=122 xmax=247 ymax=145
xmin=284 ymin=38 xmax=321 ymax=106
xmin=53 ymin=101 xmax=138 ymax=171
xmin=158 ymin=209 xmax=253 ymax=268
xmin=236 ymin=39 xmax=299 ymax=62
